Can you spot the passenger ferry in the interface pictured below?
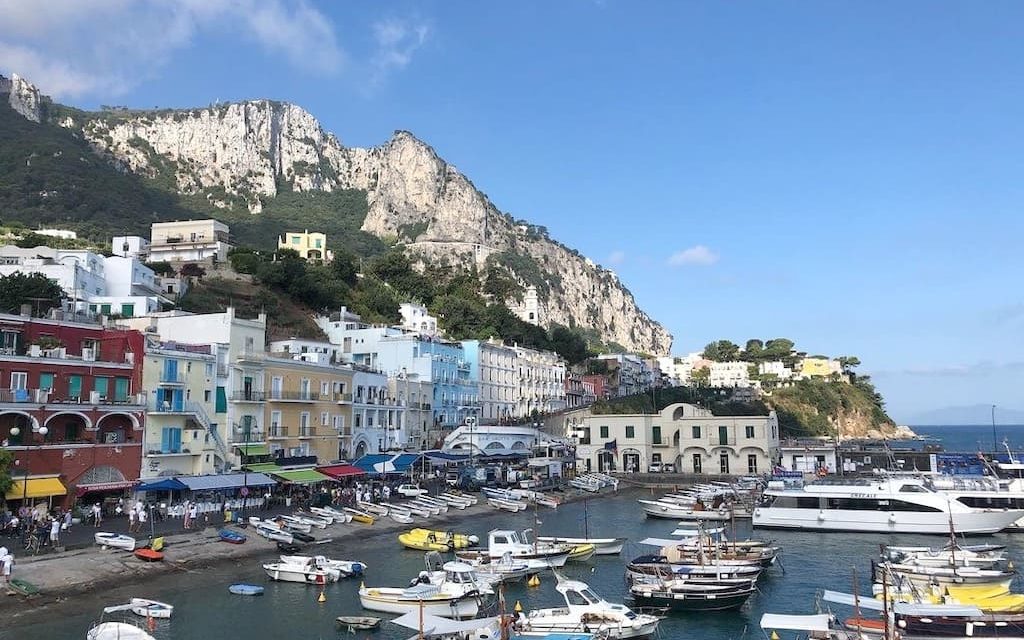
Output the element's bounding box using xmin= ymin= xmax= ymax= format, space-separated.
xmin=752 ymin=476 xmax=1024 ymax=534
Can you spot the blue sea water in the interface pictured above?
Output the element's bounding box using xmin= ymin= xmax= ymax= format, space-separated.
xmin=9 ymin=487 xmax=1024 ymax=640
xmin=901 ymin=424 xmax=1024 ymax=454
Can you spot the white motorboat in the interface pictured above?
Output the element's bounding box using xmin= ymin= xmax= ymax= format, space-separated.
xmin=357 ymin=501 xmax=390 ymax=517
xmin=359 ymin=580 xmax=485 ymax=619
xmin=753 ymin=476 xmax=1024 ymax=534
xmin=638 ymin=499 xmax=732 ymax=521
xmin=519 ymin=576 xmax=660 ymax=639
xmin=409 ymin=500 xmax=442 ymax=516
xmin=489 ymin=498 xmax=527 ymax=512
xmin=255 ymin=522 xmax=294 ymax=544
xmin=94 ymin=532 xmax=136 ymax=551
xmin=570 ymin=478 xmax=602 ymax=492
xmin=280 ymin=554 xmax=366 ymax=576
xmin=419 ymin=556 xmax=496 ymax=594
xmin=463 ymin=553 xmax=532 ymax=583
xmin=88 ymin=622 xmax=155 ymax=640
xmin=310 ymin=506 xmax=352 ymax=524
xmin=537 ymin=536 xmax=626 ymax=556
xmin=275 ymin=515 xmax=313 ymax=533
xmin=882 ymin=544 xmax=1005 ymax=568
xmin=292 ymin=512 xmax=331 ymax=528
xmin=263 ymin=560 xmax=341 ymax=584
xmin=128 ymin=598 xmax=173 ymax=619
xmin=457 ymin=530 xmax=571 ymax=570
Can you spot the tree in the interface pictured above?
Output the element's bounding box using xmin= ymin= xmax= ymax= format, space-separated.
xmin=482 ymin=265 xmax=523 ymax=302
xmin=0 ymin=272 xmax=64 ymax=316
xmin=0 ymin=449 xmax=12 ymax=497
xmin=548 ymin=325 xmax=589 ymax=365
xmin=743 ymin=339 xmax=764 ymax=361
xmin=179 ymin=263 xmax=206 ymax=278
xmin=146 ymin=261 xmax=176 ymax=276
xmin=838 ymin=356 xmax=861 ymax=373
xmin=691 ymin=366 xmax=710 ymax=387
xmin=330 ymin=249 xmax=360 ymax=286
xmin=703 ymin=340 xmax=740 ymax=362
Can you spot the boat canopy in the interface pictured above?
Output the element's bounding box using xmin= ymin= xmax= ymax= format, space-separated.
xmin=821 ymin=591 xmax=984 ymax=617
xmin=759 ymin=614 xmax=831 ymax=632
xmin=390 ymin=612 xmax=499 ymax=635
xmin=637 ymin=537 xmax=685 ymax=547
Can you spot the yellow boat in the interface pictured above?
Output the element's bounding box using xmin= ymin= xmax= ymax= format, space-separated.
xmin=567 ymin=544 xmax=597 ymax=561
xmin=398 ymin=528 xmax=479 ymax=551
xmin=345 ymin=508 xmax=376 ymax=525
xmin=946 ymin=584 xmax=1024 ymax=612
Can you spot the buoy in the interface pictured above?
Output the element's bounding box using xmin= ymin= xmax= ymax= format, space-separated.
xmin=527 ymin=574 xmax=541 ymax=587
xmin=318 ymin=590 xmax=326 ymax=603
xmin=770 ymin=631 xmax=779 ymax=640
xmin=147 ymin=616 xmax=156 ymax=632
xmin=514 ymin=600 xmax=523 ymax=613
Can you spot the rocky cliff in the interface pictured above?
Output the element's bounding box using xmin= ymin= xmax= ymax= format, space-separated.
xmin=29 ymin=85 xmax=672 ymax=354
xmin=0 ymin=74 xmax=42 ymax=122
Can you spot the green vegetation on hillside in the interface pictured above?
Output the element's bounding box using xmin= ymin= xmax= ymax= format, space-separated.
xmin=591 ymin=386 xmax=770 ymax=417
xmin=771 ymin=377 xmax=892 ymax=437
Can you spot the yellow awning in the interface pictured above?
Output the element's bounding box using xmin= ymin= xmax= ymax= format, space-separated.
xmin=5 ymin=477 xmax=67 ymax=500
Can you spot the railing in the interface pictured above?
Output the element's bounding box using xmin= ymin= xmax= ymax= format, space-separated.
xmin=268 ymin=426 xmax=289 ymax=438
xmin=0 ymin=389 xmax=49 ymax=403
xmin=333 ymin=392 xmax=354 ymax=402
xmin=268 ymin=390 xmax=319 ymax=402
xmin=232 ymin=424 xmax=265 ymax=442
xmin=298 ymin=426 xmax=317 ymax=438
xmin=159 ymin=371 xmax=185 ymax=384
xmin=230 ymin=390 xmax=266 ymax=402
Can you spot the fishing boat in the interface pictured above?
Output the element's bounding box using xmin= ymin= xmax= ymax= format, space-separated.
xmin=280 ymin=554 xmax=366 ymax=576
xmin=263 ymin=559 xmax=341 ymax=584
xmin=625 ymin=554 xmax=762 ymax=584
xmin=87 ymin=622 xmax=156 ymax=640
xmin=638 ymin=499 xmax=732 ymax=521
xmin=345 ymin=507 xmax=376 ymax=524
xmin=128 ymin=598 xmax=173 ymax=619
xmin=457 ymin=530 xmax=572 ymax=570
xmin=629 ymin=578 xmax=757 ymax=611
xmin=759 ymin=613 xmax=858 ymax=640
xmin=518 ymin=576 xmax=660 ymax=639
xmin=336 ymin=616 xmax=382 ymax=630
xmin=228 ymin=583 xmax=264 ymax=596
xmin=218 ymin=529 xmax=247 ymax=544
xmin=95 ymin=532 xmax=137 ymax=551
xmin=358 ymin=581 xmax=485 ymax=619
xmin=416 ymin=556 xmax=497 ymax=594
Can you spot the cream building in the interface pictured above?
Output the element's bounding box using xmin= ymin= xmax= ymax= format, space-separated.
xmin=462 ymin=339 xmax=517 ymax=425
xmin=513 ymin=345 xmax=567 ymax=417
xmin=278 ymin=230 xmax=331 ymax=262
xmin=572 ymin=403 xmax=779 ymax=476
xmin=142 ymin=342 xmax=228 ymax=478
xmin=709 ymin=361 xmax=754 ymax=388
xmin=149 ymin=219 xmax=232 ymax=263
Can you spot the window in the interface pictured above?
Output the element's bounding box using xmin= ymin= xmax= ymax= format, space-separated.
xmin=113 ymin=377 xmax=129 ymax=402
xmin=300 ymin=412 xmax=310 ymax=428
xmin=652 ymin=453 xmax=662 ymax=463
xmin=719 ymin=452 xmax=730 ymax=474
xmin=39 ymin=372 xmax=55 ymax=391
xmin=205 ymin=363 xmax=214 ymax=377
xmin=215 ymin=386 xmax=227 ymax=413
xmin=321 ymin=381 xmax=329 ymax=395
xmin=100 ymin=304 xmax=112 ymax=315
xmin=9 ymin=372 xmax=27 ymax=390
xmin=747 ymin=454 xmax=758 ymax=474
xmin=93 ymin=377 xmax=110 ymax=399
xmin=692 ymin=425 xmax=701 ymax=439
xmin=314 ymin=238 xmax=322 ymax=248
xmin=625 ymin=425 xmax=635 ymax=439
xmin=161 ymin=427 xmax=182 ymax=453
xmin=121 ymin=303 xmax=134 ymax=317
xmin=320 ymin=412 xmax=329 ymax=426
xmin=745 ymin=425 xmax=755 ymax=439
xmin=652 ymin=425 xmax=662 ymax=444
xmin=599 ymin=425 xmax=609 ymax=439
xmin=718 ymin=425 xmax=729 ymax=445
xmin=270 ymin=411 xmax=282 ymax=427
xmin=204 ymin=390 xmax=211 ymax=402
xmin=292 ymin=236 xmax=301 ymax=245
xmin=692 ymin=453 xmax=702 ymax=474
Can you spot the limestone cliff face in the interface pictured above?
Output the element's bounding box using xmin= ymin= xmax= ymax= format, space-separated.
xmin=18 ymin=77 xmax=671 ymax=354
xmin=0 ymin=74 xmax=42 ymax=123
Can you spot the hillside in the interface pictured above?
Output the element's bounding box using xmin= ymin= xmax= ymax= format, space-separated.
xmin=0 ymin=73 xmax=671 ymax=355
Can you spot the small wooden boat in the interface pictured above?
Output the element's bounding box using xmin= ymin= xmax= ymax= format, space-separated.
xmin=7 ymin=578 xmax=40 ymax=596
xmin=256 ymin=522 xmax=294 ymax=544
xmin=567 ymin=543 xmax=597 ymax=562
xmin=129 ymin=598 xmax=173 ymax=619
xmin=357 ymin=501 xmax=390 ymax=516
xmin=95 ymin=532 xmax=137 ymax=551
xmin=336 ymin=616 xmax=382 ymax=630
xmin=390 ymin=511 xmax=414 ymax=524
xmin=488 ymin=497 xmax=527 ymax=512
xmin=538 ymin=536 xmax=626 ymax=556
xmin=276 ymin=515 xmax=313 ymax=533
xmin=292 ymin=512 xmax=331 ymax=529
xmin=218 ymin=529 xmax=247 ymax=544
xmin=311 ymin=506 xmax=352 ymax=523
xmin=229 ymin=583 xmax=265 ymax=596
xmin=344 ymin=507 xmax=376 ymax=524
xmin=133 ymin=548 xmax=164 ymax=562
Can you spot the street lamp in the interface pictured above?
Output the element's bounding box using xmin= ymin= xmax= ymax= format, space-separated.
xmin=9 ymin=425 xmax=48 ymax=506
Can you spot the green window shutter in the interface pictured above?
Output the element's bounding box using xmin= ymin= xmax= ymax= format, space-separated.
xmin=100 ymin=304 xmax=112 ymax=315
xmin=121 ymin=303 xmax=135 ymax=317
xmin=114 ymin=377 xmax=129 ymax=401
xmin=68 ymin=375 xmax=83 ymax=399
xmin=39 ymin=373 xmax=55 ymax=391
xmin=599 ymin=426 xmax=608 ymax=439
xmin=625 ymin=425 xmax=635 ymax=438
xmin=215 ymin=386 xmax=227 ymax=413
xmin=94 ymin=377 xmax=110 ymax=397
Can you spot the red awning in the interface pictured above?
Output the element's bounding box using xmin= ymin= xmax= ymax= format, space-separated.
xmin=75 ymin=480 xmax=139 ymax=496
xmin=316 ymin=464 xmax=366 ymax=479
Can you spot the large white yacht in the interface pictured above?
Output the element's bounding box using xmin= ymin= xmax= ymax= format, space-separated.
xmin=752 ymin=476 xmax=1024 ymax=534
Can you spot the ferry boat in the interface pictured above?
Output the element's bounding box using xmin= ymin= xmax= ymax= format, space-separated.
xmin=752 ymin=476 xmax=1024 ymax=534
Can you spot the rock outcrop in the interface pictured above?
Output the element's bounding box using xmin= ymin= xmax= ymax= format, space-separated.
xmin=0 ymin=74 xmax=42 ymax=123
xmin=10 ymin=75 xmax=672 ymax=354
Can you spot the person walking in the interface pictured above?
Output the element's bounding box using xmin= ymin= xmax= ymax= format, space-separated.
xmin=182 ymin=500 xmax=192 ymax=530
xmin=92 ymin=503 xmax=102 ymax=528
xmin=48 ymin=517 xmax=60 ymax=548
xmin=188 ymin=503 xmax=198 ymax=530
xmin=62 ymin=509 xmax=72 ymax=531
xmin=128 ymin=507 xmax=138 ymax=533
xmin=1 ymin=550 xmax=12 ymax=585
xmin=137 ymin=505 xmax=147 ymax=535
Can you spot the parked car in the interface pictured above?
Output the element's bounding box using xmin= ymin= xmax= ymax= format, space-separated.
xmin=662 ymin=463 xmax=676 ymax=473
xmin=396 ymin=484 xmax=428 ymax=498
xmin=647 ymin=462 xmax=663 ymax=473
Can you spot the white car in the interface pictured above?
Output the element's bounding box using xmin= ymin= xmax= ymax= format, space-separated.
xmin=647 ymin=462 xmax=663 ymax=473
xmin=396 ymin=484 xmax=428 ymax=498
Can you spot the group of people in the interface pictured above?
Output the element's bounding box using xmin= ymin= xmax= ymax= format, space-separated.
xmin=0 ymin=506 xmax=70 ymax=551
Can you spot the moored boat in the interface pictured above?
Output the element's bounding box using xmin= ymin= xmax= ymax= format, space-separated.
xmin=358 ymin=581 xmax=484 ymax=619
xmin=95 ymin=532 xmax=136 ymax=551
xmin=537 ymin=536 xmax=626 ymax=556
xmin=279 ymin=554 xmax=366 ymax=576
xmin=336 ymin=616 xmax=382 ymax=630
xmin=229 ymin=583 xmax=264 ymax=596
xmin=345 ymin=507 xmax=376 ymax=524
xmin=218 ymin=529 xmax=247 ymax=544
xmin=128 ymin=598 xmax=173 ymax=619
xmin=629 ymin=578 xmax=757 ymax=611
xmin=519 ymin=576 xmax=660 ymax=639
xmin=263 ymin=560 xmax=340 ymax=584
xmin=87 ymin=622 xmax=156 ymax=640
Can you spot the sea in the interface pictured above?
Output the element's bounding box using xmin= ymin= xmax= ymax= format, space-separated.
xmin=9 ymin=424 xmax=1024 ymax=640
xmin=894 ymin=424 xmax=1024 ymax=455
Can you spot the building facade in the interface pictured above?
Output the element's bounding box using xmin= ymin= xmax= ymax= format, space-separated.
xmin=571 ymin=403 xmax=780 ymax=477
xmin=461 ymin=339 xmax=516 ymax=425
xmin=513 ymin=345 xmax=567 ymax=417
xmin=149 ymin=219 xmax=232 ymax=263
xmin=0 ymin=314 xmax=145 ymax=508
xmin=278 ymin=230 xmax=330 ymax=262
xmin=389 ymin=372 xmax=433 ymax=451
xmin=709 ymin=361 xmax=754 ymax=388
xmin=595 ymin=353 xmax=654 ymax=397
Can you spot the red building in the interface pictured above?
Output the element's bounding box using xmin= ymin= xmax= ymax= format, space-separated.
xmin=581 ymin=375 xmax=608 ymax=401
xmin=0 ymin=313 xmax=146 ymax=509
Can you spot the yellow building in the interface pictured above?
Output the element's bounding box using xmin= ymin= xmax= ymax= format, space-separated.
xmin=278 ymin=230 xmax=331 ymax=262
xmin=143 ymin=343 xmax=230 ymax=478
xmin=799 ymin=357 xmax=839 ymax=378
xmin=259 ymin=356 xmax=354 ymax=463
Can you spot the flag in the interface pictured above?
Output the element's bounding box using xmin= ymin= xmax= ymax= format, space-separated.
xmin=604 ymin=439 xmax=617 ymax=453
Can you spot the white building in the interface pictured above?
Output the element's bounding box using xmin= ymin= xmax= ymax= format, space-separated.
xmin=462 ymin=339 xmax=517 ymax=424
xmin=36 ymin=228 xmax=77 ymax=240
xmin=112 ymin=236 xmax=150 ymax=260
xmin=149 ymin=219 xmax=232 ymax=263
xmin=780 ymin=442 xmax=837 ymax=474
xmin=399 ymin=303 xmax=439 ymax=337
xmin=269 ymin=338 xmax=342 ymax=366
xmin=758 ymin=361 xmax=794 ymax=380
xmin=443 ymin=423 xmax=566 ymax=454
xmin=514 ymin=345 xmax=567 ymax=416
xmin=389 ymin=371 xmax=433 ymax=450
xmin=709 ymin=361 xmax=754 ymax=388
xmin=596 ymin=353 xmax=653 ymax=397
xmin=572 ymin=403 xmax=780 ymax=476
xmin=351 ymin=368 xmax=402 ymax=457
xmin=511 ymin=286 xmax=542 ymax=326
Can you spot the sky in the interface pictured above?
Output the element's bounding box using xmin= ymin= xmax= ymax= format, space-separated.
xmin=2 ymin=1 xmax=1022 ymax=423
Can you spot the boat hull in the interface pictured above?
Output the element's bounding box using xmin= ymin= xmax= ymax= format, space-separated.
xmin=358 ymin=590 xmax=480 ymax=619
xmin=538 ymin=537 xmax=625 ymax=555
xmin=524 ymin=618 xmax=659 ymax=639
xmin=229 ymin=583 xmax=264 ymax=596
xmin=95 ymin=533 xmax=136 ymax=551
xmin=629 ymin=586 xmax=755 ymax=611
xmin=638 ymin=500 xmax=731 ymax=521
xmin=752 ymin=507 xmax=1024 ymax=534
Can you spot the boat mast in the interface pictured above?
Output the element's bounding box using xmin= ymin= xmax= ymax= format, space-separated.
xmin=583 ymin=498 xmax=589 ymax=539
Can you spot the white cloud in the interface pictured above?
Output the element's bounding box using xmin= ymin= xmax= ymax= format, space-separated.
xmin=0 ymin=0 xmax=344 ymax=98
xmin=369 ymin=18 xmax=431 ymax=87
xmin=667 ymin=245 xmax=719 ymax=267
xmin=608 ymin=250 xmax=626 ymax=265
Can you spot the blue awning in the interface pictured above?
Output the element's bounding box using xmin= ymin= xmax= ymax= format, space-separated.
xmin=137 ymin=478 xmax=188 ymax=492
xmin=351 ymin=454 xmax=391 ymax=473
xmin=351 ymin=453 xmax=423 ymax=474
xmin=177 ymin=473 xmax=276 ymax=491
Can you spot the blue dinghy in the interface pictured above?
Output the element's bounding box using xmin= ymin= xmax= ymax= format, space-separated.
xmin=219 ymin=529 xmax=247 ymax=544
xmin=229 ymin=583 xmax=264 ymax=596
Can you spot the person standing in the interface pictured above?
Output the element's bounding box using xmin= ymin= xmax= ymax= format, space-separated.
xmin=1 ymin=551 xmax=12 ymax=585
xmin=137 ymin=506 xmax=147 ymax=535
xmin=49 ymin=517 xmax=60 ymax=548
xmin=92 ymin=503 xmax=102 ymax=528
xmin=188 ymin=503 xmax=198 ymax=530
xmin=128 ymin=507 xmax=138 ymax=533
xmin=182 ymin=500 xmax=192 ymax=530
xmin=62 ymin=508 xmax=72 ymax=531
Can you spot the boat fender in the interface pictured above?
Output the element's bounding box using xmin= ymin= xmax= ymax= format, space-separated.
xmin=817 ymin=510 xmax=825 ymax=521
xmin=889 ymin=513 xmax=897 ymax=523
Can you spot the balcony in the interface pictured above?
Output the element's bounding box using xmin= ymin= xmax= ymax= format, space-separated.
xmin=232 ymin=423 xmax=265 ymax=443
xmin=1 ymin=389 xmax=145 ymax=409
xmin=267 ymin=390 xmax=319 ymax=402
xmin=158 ymin=371 xmax=185 ymax=385
xmin=298 ymin=426 xmax=317 ymax=439
xmin=231 ymin=390 xmax=265 ymax=402
xmin=333 ymin=392 xmax=354 ymax=403
xmin=146 ymin=448 xmax=199 ymax=458
xmin=267 ymin=426 xmax=289 ymax=439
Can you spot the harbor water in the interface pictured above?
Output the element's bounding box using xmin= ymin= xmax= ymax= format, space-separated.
xmin=9 ymin=487 xmax=1024 ymax=640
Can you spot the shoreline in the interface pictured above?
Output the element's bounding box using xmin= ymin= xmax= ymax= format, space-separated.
xmin=0 ymin=488 xmax=619 ymax=622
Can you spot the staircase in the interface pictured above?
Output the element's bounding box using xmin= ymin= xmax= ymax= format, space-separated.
xmin=184 ymin=400 xmax=233 ymax=472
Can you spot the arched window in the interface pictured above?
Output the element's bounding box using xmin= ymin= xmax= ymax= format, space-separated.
xmin=77 ymin=465 xmax=126 ymax=485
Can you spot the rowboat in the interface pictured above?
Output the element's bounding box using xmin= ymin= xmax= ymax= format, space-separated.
xmin=357 ymin=501 xmax=390 ymax=516
xmin=133 ymin=548 xmax=164 ymax=562
xmin=344 ymin=507 xmax=376 ymax=524
xmin=409 ymin=500 xmax=443 ymax=516
xmin=310 ymin=506 xmax=352 ymax=523
xmin=129 ymin=598 xmax=173 ymax=619
xmin=229 ymin=583 xmax=265 ymax=596
xmin=218 ymin=529 xmax=247 ymax=544
xmin=629 ymin=578 xmax=757 ymax=611
xmin=95 ymin=532 xmax=137 ymax=551
xmin=537 ymin=536 xmax=626 ymax=556
xmin=336 ymin=616 xmax=382 ymax=630
xmin=488 ymin=498 xmax=527 ymax=512
xmin=255 ymin=522 xmax=294 ymax=544
xmin=638 ymin=499 xmax=732 ymax=521
xmin=567 ymin=544 xmax=597 ymax=562
xmin=292 ymin=512 xmax=331 ymax=528
xmin=7 ymin=578 xmax=40 ymax=596
xmin=275 ymin=515 xmax=313 ymax=533
xmin=390 ymin=510 xmax=414 ymax=524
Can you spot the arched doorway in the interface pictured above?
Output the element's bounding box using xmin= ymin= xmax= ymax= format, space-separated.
xmin=96 ymin=413 xmax=135 ymax=443
xmin=622 ymin=448 xmax=642 ymax=474
xmin=354 ymin=441 xmax=367 ymax=460
xmin=485 ymin=441 xmax=506 ymax=451
xmin=597 ymin=450 xmax=616 ymax=472
xmin=77 ymin=465 xmax=127 ymax=485
xmin=1 ymin=411 xmax=38 ymax=445
xmin=44 ymin=411 xmax=91 ymax=442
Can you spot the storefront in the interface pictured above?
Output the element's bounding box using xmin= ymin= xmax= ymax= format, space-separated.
xmin=4 ymin=474 xmax=67 ymax=509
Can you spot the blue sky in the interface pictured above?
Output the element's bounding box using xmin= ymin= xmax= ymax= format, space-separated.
xmin=3 ymin=1 xmax=1022 ymax=422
